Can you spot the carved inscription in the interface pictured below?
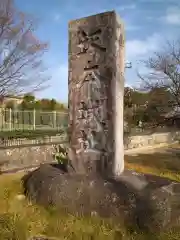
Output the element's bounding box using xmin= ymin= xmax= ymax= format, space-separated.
xmin=69 ymin=12 xmax=124 ymax=174
xmin=77 ymin=28 xmax=106 ymax=55
xmin=75 ymin=26 xmax=109 ymax=166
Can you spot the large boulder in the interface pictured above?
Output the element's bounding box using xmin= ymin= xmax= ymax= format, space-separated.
xmin=22 ymin=164 xmax=180 ymax=233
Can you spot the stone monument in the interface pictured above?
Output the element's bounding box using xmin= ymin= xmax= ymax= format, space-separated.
xmin=22 ymin=13 xmax=180 ymax=234
xmin=68 ymin=11 xmax=125 ymax=175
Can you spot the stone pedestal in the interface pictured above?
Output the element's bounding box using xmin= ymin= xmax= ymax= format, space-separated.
xmin=68 ymin=11 xmax=125 ymax=175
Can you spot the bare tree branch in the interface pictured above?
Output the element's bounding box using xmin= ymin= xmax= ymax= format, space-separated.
xmin=0 ymin=0 xmax=50 ymax=98
xmin=137 ymin=39 xmax=180 ymax=107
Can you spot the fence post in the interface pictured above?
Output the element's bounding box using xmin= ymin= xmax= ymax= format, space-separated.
xmin=0 ymin=107 xmax=3 ymax=130
xmin=9 ymin=108 xmax=12 ymax=131
xmin=53 ymin=110 xmax=56 ymax=129
xmin=33 ymin=109 xmax=36 ymax=130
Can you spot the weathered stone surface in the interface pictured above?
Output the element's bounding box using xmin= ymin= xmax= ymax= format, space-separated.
xmin=0 ymin=131 xmax=178 ymax=173
xmin=0 ymin=144 xmax=56 ymax=173
xmin=23 ymin=164 xmax=180 ymax=233
xmin=68 ymin=11 xmax=125 ymax=175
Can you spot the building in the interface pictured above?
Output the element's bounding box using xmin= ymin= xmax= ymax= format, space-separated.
xmin=0 ymin=95 xmax=23 ymax=108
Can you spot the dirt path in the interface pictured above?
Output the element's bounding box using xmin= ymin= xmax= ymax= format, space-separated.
xmin=125 ymin=141 xmax=180 ymax=156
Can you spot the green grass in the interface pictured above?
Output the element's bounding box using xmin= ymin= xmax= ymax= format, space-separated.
xmin=0 ymin=122 xmax=68 ymax=131
xmin=0 ymin=173 xmax=128 ymax=240
xmin=0 ymin=146 xmax=180 ymax=239
xmin=125 ymin=144 xmax=180 ymax=182
xmin=0 ymin=129 xmax=67 ymax=140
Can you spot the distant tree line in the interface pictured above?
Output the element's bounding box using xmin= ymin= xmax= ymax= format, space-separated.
xmin=124 ymin=86 xmax=175 ymax=129
xmin=124 ymin=38 xmax=180 ymax=130
xmin=5 ymin=94 xmax=67 ymax=112
xmin=2 ymin=94 xmax=68 ymax=128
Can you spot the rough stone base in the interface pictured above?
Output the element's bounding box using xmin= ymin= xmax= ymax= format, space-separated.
xmin=22 ymin=164 xmax=180 ymax=233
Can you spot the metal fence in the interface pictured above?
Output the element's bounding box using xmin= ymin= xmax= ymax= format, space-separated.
xmin=0 ymin=108 xmax=68 ymax=131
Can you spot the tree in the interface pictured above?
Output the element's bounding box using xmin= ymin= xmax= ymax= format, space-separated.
xmin=50 ymin=99 xmax=57 ymax=110
xmin=124 ymin=87 xmax=133 ymax=108
xmin=124 ymin=87 xmax=150 ymax=109
xmin=56 ymin=102 xmax=66 ymax=111
xmin=124 ymin=87 xmax=150 ymax=127
xmin=124 ymin=85 xmax=174 ymax=127
xmin=0 ymin=0 xmax=49 ymax=98
xmin=5 ymin=99 xmax=14 ymax=108
xmin=131 ymin=90 xmax=149 ymax=107
xmin=38 ymin=98 xmax=53 ymax=110
xmin=137 ymin=39 xmax=180 ymax=107
xmin=23 ymin=94 xmax=35 ymax=103
xmin=20 ymin=94 xmax=35 ymax=109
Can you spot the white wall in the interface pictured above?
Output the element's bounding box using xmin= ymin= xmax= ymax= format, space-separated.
xmin=124 ymin=131 xmax=180 ymax=150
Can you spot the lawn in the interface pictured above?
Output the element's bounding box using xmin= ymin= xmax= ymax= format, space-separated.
xmin=0 ymin=129 xmax=67 ymax=140
xmin=0 ymin=123 xmax=67 ymax=131
xmin=125 ymin=144 xmax=180 ymax=182
xmin=0 ymin=146 xmax=180 ymax=239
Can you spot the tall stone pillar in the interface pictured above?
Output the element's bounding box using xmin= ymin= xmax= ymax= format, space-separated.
xmin=68 ymin=11 xmax=125 ymax=175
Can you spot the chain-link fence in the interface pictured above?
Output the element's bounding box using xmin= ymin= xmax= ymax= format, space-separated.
xmin=0 ymin=108 xmax=68 ymax=131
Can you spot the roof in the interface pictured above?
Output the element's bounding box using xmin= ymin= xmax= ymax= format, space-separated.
xmin=5 ymin=95 xmax=23 ymax=99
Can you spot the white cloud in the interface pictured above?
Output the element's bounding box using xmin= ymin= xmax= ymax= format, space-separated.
xmin=146 ymin=16 xmax=154 ymax=21
xmin=126 ymin=25 xmax=140 ymax=31
xmin=116 ymin=5 xmax=139 ymax=32
xmin=164 ymin=7 xmax=180 ymax=25
xmin=125 ymin=83 xmax=133 ymax=88
xmin=124 ymin=19 xmax=140 ymax=31
xmin=126 ymin=33 xmax=162 ymax=60
xmin=117 ymin=4 xmax=136 ymax=11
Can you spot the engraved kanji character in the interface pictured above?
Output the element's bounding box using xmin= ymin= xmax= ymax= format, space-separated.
xmin=77 ymin=27 xmax=106 ymax=54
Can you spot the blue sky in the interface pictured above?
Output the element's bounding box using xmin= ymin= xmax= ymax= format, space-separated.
xmin=14 ymin=0 xmax=180 ymax=103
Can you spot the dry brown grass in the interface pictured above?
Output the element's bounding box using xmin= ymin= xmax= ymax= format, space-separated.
xmin=0 ymin=145 xmax=180 ymax=239
xmin=0 ymin=172 xmax=131 ymax=239
xmin=125 ymin=145 xmax=180 ymax=182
